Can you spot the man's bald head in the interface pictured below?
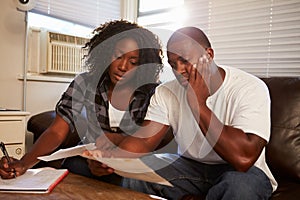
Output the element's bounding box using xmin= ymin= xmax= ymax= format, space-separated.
xmin=167 ymin=27 xmax=211 ymax=50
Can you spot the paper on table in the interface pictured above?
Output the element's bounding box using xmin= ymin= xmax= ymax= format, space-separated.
xmin=38 ymin=144 xmax=173 ymax=187
xmin=0 ymin=168 xmax=68 ymax=193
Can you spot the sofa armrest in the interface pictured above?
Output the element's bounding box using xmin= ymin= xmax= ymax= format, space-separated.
xmin=27 ymin=110 xmax=81 ymax=149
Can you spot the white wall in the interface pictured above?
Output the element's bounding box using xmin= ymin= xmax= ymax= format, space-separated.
xmin=0 ymin=0 xmax=25 ymax=110
xmin=0 ymin=0 xmax=69 ymax=117
xmin=25 ymin=80 xmax=69 ymax=116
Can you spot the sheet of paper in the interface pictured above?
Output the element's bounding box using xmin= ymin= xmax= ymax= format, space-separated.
xmin=82 ymin=155 xmax=172 ymax=186
xmin=38 ymin=144 xmax=173 ymax=187
xmin=0 ymin=168 xmax=68 ymax=193
xmin=38 ymin=143 xmax=96 ymax=162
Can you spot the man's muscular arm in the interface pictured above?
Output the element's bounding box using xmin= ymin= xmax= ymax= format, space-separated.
xmin=187 ymin=62 xmax=266 ymax=172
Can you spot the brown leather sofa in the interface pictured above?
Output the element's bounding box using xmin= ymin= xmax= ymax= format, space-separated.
xmin=262 ymin=77 xmax=300 ymax=200
xmin=27 ymin=110 xmax=81 ymax=168
xmin=27 ymin=77 xmax=300 ymax=199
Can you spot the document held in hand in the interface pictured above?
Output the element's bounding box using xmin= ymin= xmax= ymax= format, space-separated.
xmin=0 ymin=168 xmax=68 ymax=193
xmin=38 ymin=144 xmax=173 ymax=187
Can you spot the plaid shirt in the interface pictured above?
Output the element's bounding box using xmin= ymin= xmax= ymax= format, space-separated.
xmin=56 ymin=72 xmax=157 ymax=143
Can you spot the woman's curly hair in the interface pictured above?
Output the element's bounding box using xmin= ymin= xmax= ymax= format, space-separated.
xmin=84 ymin=19 xmax=163 ymax=84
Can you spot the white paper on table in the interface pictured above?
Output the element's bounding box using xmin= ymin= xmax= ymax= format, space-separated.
xmin=0 ymin=168 xmax=68 ymax=193
xmin=38 ymin=144 xmax=173 ymax=187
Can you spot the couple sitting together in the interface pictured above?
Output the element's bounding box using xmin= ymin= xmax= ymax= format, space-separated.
xmin=0 ymin=19 xmax=276 ymax=200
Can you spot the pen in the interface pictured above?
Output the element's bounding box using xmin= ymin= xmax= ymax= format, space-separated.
xmin=0 ymin=142 xmax=16 ymax=178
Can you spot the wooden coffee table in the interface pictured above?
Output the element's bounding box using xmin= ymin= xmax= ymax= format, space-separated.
xmin=0 ymin=172 xmax=162 ymax=200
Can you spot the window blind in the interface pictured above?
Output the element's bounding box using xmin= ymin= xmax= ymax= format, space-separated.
xmin=31 ymin=0 xmax=121 ymax=28
xmin=138 ymin=0 xmax=300 ymax=77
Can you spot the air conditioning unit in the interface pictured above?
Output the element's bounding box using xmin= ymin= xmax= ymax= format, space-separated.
xmin=27 ymin=28 xmax=89 ymax=75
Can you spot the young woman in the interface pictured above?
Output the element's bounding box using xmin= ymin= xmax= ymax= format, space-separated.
xmin=0 ymin=20 xmax=164 ymax=185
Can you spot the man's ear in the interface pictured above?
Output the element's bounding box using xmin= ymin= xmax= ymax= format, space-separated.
xmin=207 ymin=48 xmax=214 ymax=60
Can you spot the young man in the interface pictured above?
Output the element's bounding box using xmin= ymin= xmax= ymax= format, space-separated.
xmin=92 ymin=27 xmax=277 ymax=200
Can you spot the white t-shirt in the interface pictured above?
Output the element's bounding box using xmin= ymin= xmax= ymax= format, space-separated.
xmin=145 ymin=65 xmax=277 ymax=191
xmin=109 ymin=102 xmax=125 ymax=129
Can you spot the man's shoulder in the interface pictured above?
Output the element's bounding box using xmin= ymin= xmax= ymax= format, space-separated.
xmin=223 ymin=65 xmax=266 ymax=86
xmin=222 ymin=65 xmax=269 ymax=96
xmin=157 ymin=79 xmax=180 ymax=90
xmin=152 ymin=79 xmax=184 ymax=100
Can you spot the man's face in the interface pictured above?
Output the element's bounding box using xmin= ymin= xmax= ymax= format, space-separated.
xmin=167 ymin=39 xmax=207 ymax=87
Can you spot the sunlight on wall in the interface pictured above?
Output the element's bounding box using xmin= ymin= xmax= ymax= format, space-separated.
xmin=139 ymin=0 xmax=184 ymax=12
xmin=28 ymin=12 xmax=93 ymax=38
xmin=138 ymin=0 xmax=186 ymax=31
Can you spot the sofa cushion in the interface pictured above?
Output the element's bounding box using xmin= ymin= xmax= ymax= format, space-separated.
xmin=270 ymin=179 xmax=300 ymax=200
xmin=262 ymin=78 xmax=300 ymax=181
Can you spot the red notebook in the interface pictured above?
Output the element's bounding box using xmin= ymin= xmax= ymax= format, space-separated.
xmin=0 ymin=167 xmax=68 ymax=193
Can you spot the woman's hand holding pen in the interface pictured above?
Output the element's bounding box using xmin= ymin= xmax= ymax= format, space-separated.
xmin=0 ymin=156 xmax=27 ymax=179
xmin=0 ymin=142 xmax=27 ymax=179
xmin=0 ymin=156 xmax=15 ymax=179
xmin=0 ymin=142 xmax=15 ymax=179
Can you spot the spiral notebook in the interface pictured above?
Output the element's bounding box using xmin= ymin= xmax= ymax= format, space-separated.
xmin=0 ymin=167 xmax=68 ymax=193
